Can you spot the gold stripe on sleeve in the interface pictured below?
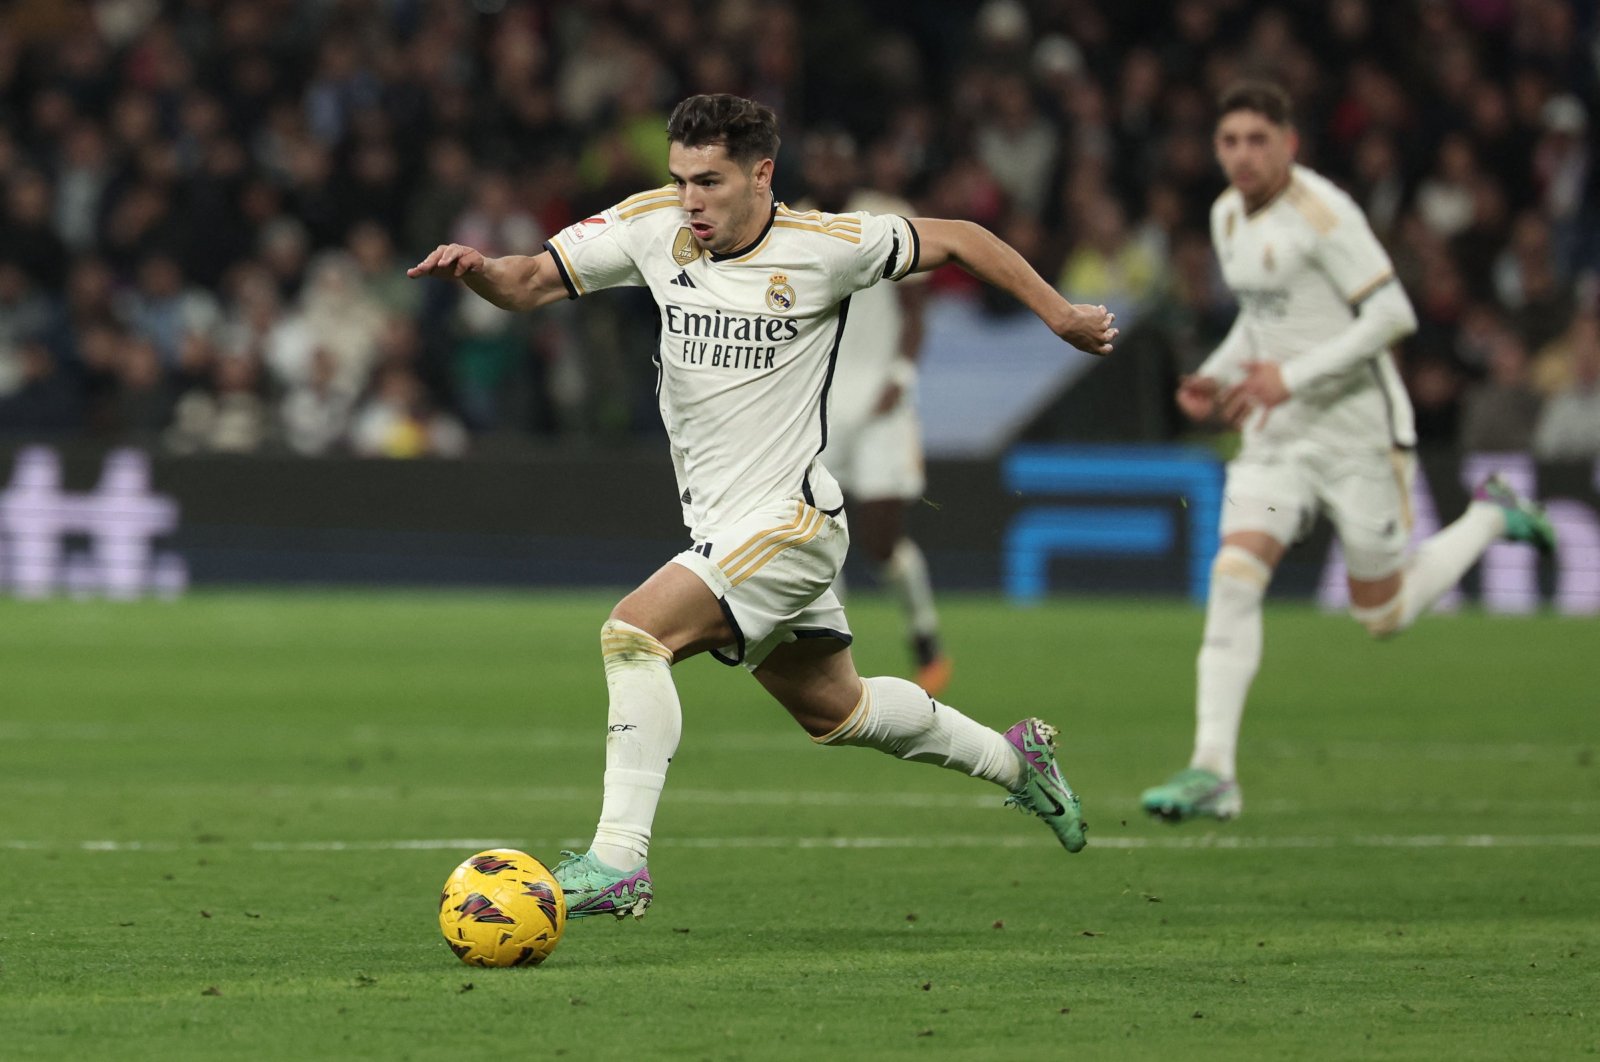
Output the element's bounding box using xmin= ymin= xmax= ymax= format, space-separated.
xmin=618 ymin=185 xmax=677 ymax=209
xmin=772 ymin=220 xmax=860 ymax=243
xmin=548 ymin=237 xmax=587 ymax=296
xmin=776 ymin=208 xmax=861 ymax=231
xmin=618 ymin=199 xmax=682 ymax=220
xmin=1346 ymin=270 xmax=1395 ymax=306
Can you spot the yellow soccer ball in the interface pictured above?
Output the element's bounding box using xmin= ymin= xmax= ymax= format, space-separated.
xmin=438 ymin=849 xmax=566 ymax=967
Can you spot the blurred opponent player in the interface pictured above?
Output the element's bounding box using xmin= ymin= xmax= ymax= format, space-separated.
xmin=410 ymin=95 xmax=1118 ymax=917
xmin=799 ymin=130 xmax=951 ymax=695
xmin=1139 ymin=82 xmax=1555 ymax=824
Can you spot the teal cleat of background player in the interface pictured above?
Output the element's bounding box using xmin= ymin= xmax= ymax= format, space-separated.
xmin=1474 ymin=475 xmax=1556 ymax=556
xmin=1002 ymin=718 xmax=1087 ymax=853
xmin=1140 ymin=767 xmax=1242 ymax=823
xmin=553 ymin=850 xmax=654 ymax=920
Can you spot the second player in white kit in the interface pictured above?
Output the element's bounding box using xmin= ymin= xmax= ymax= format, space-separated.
xmin=1140 ymin=81 xmax=1556 ymax=825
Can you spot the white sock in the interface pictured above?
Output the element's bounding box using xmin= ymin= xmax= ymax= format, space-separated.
xmin=1191 ymin=546 xmax=1271 ymax=780
xmin=881 ymin=537 xmax=940 ymax=640
xmin=1396 ymin=502 xmax=1505 ymax=629
xmin=589 ymin=619 xmax=681 ymax=870
xmin=813 ymin=675 xmax=1023 ymax=791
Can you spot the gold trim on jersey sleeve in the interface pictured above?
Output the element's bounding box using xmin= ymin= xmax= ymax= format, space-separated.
xmin=887 ymin=218 xmax=920 ymax=280
xmin=1346 ymin=269 xmax=1396 ymax=306
xmin=776 ymin=206 xmax=861 ymax=227
xmin=772 ymin=220 xmax=861 ymax=243
xmin=775 ymin=207 xmax=862 ymax=240
xmin=547 ymin=236 xmax=587 ymax=296
xmin=618 ymin=199 xmax=682 ymax=221
xmin=618 ymin=185 xmax=678 ymax=210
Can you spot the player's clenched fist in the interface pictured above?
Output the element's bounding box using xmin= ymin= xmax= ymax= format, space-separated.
xmin=407 ymin=244 xmax=487 ymax=279
xmin=1057 ymin=303 xmax=1118 ymax=356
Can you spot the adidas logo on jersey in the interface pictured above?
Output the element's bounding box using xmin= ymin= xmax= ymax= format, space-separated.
xmin=671 ymin=271 xmax=696 ymax=288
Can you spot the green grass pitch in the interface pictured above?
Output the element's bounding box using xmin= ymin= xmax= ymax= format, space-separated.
xmin=1 ymin=591 xmax=1595 ymax=1060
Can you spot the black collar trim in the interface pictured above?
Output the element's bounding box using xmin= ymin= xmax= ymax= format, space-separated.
xmin=709 ymin=198 xmax=778 ymax=262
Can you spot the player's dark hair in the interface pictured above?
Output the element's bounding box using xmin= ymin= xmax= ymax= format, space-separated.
xmin=667 ymin=94 xmax=781 ymax=166
xmin=1217 ymin=80 xmax=1294 ymax=127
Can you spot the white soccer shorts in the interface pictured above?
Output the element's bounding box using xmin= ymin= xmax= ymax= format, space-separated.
xmin=671 ymin=498 xmax=853 ymax=670
xmin=1220 ymin=446 xmax=1415 ymax=581
xmin=820 ymin=401 xmax=925 ymax=502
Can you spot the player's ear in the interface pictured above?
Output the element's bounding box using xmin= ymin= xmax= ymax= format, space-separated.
xmin=750 ymin=157 xmax=774 ymax=192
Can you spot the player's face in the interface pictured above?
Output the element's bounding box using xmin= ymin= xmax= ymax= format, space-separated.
xmin=1214 ymin=110 xmax=1297 ymax=205
xmin=669 ymin=142 xmax=775 ymax=254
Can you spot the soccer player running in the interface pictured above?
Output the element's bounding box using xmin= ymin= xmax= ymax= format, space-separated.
xmin=409 ymin=95 xmax=1118 ymax=918
xmin=1139 ymin=82 xmax=1555 ymax=824
xmin=798 ymin=130 xmax=952 ymax=695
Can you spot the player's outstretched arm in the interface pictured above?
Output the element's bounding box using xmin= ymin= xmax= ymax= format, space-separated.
xmin=908 ymin=218 xmax=1117 ymax=355
xmin=406 ymin=245 xmax=571 ymax=313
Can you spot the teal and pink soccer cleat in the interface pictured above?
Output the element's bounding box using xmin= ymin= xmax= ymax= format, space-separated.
xmin=1003 ymin=718 xmax=1088 ymax=853
xmin=552 ymin=850 xmax=654 ymax=920
xmin=1140 ymin=767 xmax=1242 ymax=823
xmin=1474 ymin=475 xmax=1556 ymax=556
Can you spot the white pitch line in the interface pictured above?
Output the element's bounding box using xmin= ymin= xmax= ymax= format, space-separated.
xmin=3 ymin=723 xmax=1588 ymax=765
xmin=8 ymin=781 xmax=1600 ymax=818
xmin=7 ymin=834 xmax=1600 ymax=853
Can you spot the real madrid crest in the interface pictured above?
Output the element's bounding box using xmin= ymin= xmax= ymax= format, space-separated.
xmin=765 ymin=273 xmax=796 ymax=313
xmin=671 ymin=227 xmax=701 ymax=266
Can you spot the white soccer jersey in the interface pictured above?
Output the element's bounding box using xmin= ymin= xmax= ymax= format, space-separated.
xmin=1204 ymin=164 xmax=1416 ymax=452
xmin=544 ymin=186 xmax=921 ymax=538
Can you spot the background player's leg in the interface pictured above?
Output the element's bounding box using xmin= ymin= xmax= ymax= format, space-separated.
xmin=1191 ymin=533 xmax=1281 ymax=779
xmin=1144 ymin=531 xmax=1281 ymax=822
xmin=1387 ymin=487 xmax=1539 ymax=631
xmin=853 ymin=498 xmax=950 ymax=694
xmin=1347 ymin=471 xmax=1549 ymax=638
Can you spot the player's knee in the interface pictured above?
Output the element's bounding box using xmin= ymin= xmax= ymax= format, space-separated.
xmin=1211 ymin=545 xmax=1272 ymax=601
xmin=600 ymin=618 xmax=673 ymax=667
xmin=1348 ymin=598 xmax=1403 ymax=640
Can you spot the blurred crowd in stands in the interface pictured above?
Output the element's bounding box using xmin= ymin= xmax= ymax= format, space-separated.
xmin=0 ymin=0 xmax=1597 ymax=458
